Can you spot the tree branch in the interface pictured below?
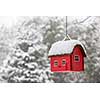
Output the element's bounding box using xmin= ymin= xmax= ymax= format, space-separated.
xmin=78 ymin=16 xmax=91 ymax=24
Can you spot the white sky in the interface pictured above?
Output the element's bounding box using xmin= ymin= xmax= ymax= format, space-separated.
xmin=0 ymin=16 xmax=18 ymax=28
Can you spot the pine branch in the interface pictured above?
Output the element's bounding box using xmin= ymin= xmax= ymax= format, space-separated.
xmin=78 ymin=16 xmax=91 ymax=24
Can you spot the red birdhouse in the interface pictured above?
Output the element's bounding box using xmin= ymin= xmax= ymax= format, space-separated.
xmin=48 ymin=40 xmax=86 ymax=72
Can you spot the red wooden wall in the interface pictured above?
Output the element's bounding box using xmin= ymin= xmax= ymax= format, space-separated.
xmin=71 ymin=46 xmax=84 ymax=71
xmin=51 ymin=55 xmax=71 ymax=72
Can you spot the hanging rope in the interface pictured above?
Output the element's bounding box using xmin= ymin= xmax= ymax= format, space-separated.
xmin=66 ymin=16 xmax=68 ymax=36
xmin=63 ymin=16 xmax=71 ymax=40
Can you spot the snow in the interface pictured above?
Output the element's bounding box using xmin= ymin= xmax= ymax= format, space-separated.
xmin=48 ymin=40 xmax=86 ymax=56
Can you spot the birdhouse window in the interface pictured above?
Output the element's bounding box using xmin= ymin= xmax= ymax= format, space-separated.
xmin=54 ymin=60 xmax=58 ymax=67
xmin=62 ymin=59 xmax=66 ymax=66
xmin=74 ymin=55 xmax=80 ymax=62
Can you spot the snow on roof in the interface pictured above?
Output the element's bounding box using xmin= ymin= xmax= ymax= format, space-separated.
xmin=48 ymin=40 xmax=86 ymax=56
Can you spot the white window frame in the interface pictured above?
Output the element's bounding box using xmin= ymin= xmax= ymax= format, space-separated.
xmin=54 ymin=60 xmax=58 ymax=67
xmin=74 ymin=55 xmax=80 ymax=62
xmin=62 ymin=59 xmax=66 ymax=66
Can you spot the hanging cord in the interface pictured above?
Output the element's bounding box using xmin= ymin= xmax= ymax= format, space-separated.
xmin=66 ymin=16 xmax=68 ymax=36
xmin=63 ymin=16 xmax=71 ymax=41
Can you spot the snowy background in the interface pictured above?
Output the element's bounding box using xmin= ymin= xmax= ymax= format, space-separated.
xmin=0 ymin=16 xmax=99 ymax=83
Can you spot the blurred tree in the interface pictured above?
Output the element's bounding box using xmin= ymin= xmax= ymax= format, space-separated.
xmin=1 ymin=40 xmax=53 ymax=83
xmin=1 ymin=17 xmax=54 ymax=83
xmin=42 ymin=17 xmax=65 ymax=50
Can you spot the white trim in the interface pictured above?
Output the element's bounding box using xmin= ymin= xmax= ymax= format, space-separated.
xmin=62 ymin=59 xmax=66 ymax=66
xmin=54 ymin=60 xmax=58 ymax=67
xmin=74 ymin=55 xmax=80 ymax=62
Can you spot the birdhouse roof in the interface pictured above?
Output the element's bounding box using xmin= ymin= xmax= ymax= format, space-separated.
xmin=48 ymin=40 xmax=86 ymax=57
